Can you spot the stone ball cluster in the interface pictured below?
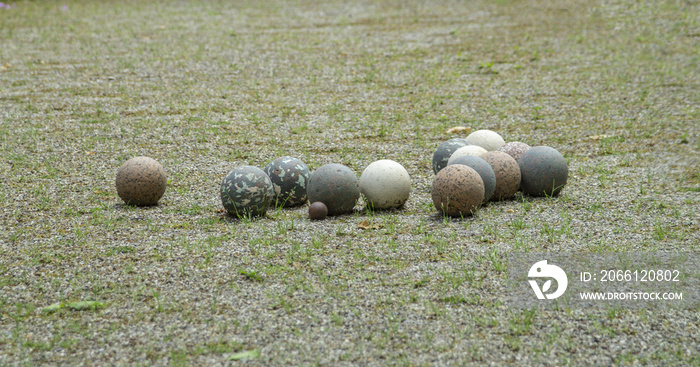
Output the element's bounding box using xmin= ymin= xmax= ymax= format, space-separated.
xmin=431 ymin=129 xmax=568 ymax=217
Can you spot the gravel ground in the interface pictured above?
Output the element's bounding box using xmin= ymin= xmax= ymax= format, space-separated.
xmin=1 ymin=0 xmax=698 ymax=366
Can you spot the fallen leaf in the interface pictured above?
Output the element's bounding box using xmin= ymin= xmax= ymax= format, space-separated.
xmin=357 ymin=220 xmax=371 ymax=230
xmin=588 ymin=134 xmax=612 ymax=140
xmin=228 ymin=349 xmax=260 ymax=361
xmin=446 ymin=126 xmax=470 ymax=134
xmin=357 ymin=220 xmax=382 ymax=230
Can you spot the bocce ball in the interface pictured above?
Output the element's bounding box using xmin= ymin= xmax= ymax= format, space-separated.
xmin=115 ymin=156 xmax=167 ymax=206
xmin=220 ymin=165 xmax=274 ymax=217
xmin=448 ymin=155 xmax=496 ymax=203
xmin=263 ymin=156 xmax=310 ymax=207
xmin=447 ymin=145 xmax=488 ymax=165
xmin=359 ymin=159 xmax=411 ymax=210
xmin=307 ymin=163 xmax=359 ymax=216
xmin=308 ymin=202 xmax=328 ymax=220
xmin=432 ymin=138 xmax=470 ymax=174
xmin=431 ymin=165 xmax=484 ymax=217
xmin=498 ymin=141 xmax=531 ymax=162
xmin=480 ymin=151 xmax=521 ymax=201
xmin=466 ymin=130 xmax=506 ymax=151
xmin=518 ymin=146 xmax=569 ymax=197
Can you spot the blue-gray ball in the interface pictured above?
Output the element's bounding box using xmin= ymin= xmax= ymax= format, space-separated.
xmin=518 ymin=146 xmax=568 ymax=197
xmin=448 ymin=155 xmax=496 ymax=202
xmin=307 ymin=164 xmax=359 ymax=216
xmin=432 ymin=138 xmax=470 ymax=174
xmin=220 ymin=166 xmax=274 ymax=217
xmin=263 ymin=156 xmax=310 ymax=207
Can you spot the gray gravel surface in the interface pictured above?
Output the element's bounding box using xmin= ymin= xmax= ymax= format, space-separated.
xmin=1 ymin=0 xmax=698 ymax=366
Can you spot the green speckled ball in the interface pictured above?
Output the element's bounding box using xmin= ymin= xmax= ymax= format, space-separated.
xmin=220 ymin=166 xmax=274 ymax=217
xmin=263 ymin=156 xmax=310 ymax=207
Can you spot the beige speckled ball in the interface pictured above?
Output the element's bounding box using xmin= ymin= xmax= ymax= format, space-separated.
xmin=115 ymin=157 xmax=167 ymax=206
xmin=431 ymin=165 xmax=484 ymax=217
xmin=498 ymin=141 xmax=531 ymax=162
xmin=480 ymin=151 xmax=520 ymax=201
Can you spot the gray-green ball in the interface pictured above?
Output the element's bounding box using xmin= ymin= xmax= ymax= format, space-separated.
xmin=519 ymin=146 xmax=568 ymax=197
xmin=307 ymin=164 xmax=359 ymax=216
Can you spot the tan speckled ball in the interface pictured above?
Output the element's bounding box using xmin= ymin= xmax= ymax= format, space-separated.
xmin=115 ymin=157 xmax=167 ymax=206
xmin=431 ymin=165 xmax=484 ymax=217
xmin=480 ymin=151 xmax=520 ymax=201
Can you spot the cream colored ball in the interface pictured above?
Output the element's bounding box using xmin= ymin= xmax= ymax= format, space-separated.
xmin=447 ymin=145 xmax=488 ymax=165
xmin=466 ymin=130 xmax=506 ymax=151
xmin=359 ymin=160 xmax=411 ymax=210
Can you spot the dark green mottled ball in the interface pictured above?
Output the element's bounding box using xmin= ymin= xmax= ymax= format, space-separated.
xmin=220 ymin=166 xmax=274 ymax=217
xmin=263 ymin=156 xmax=310 ymax=207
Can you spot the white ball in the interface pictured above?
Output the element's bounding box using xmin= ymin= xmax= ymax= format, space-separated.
xmin=448 ymin=145 xmax=488 ymax=165
xmin=359 ymin=160 xmax=411 ymax=210
xmin=466 ymin=130 xmax=506 ymax=151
